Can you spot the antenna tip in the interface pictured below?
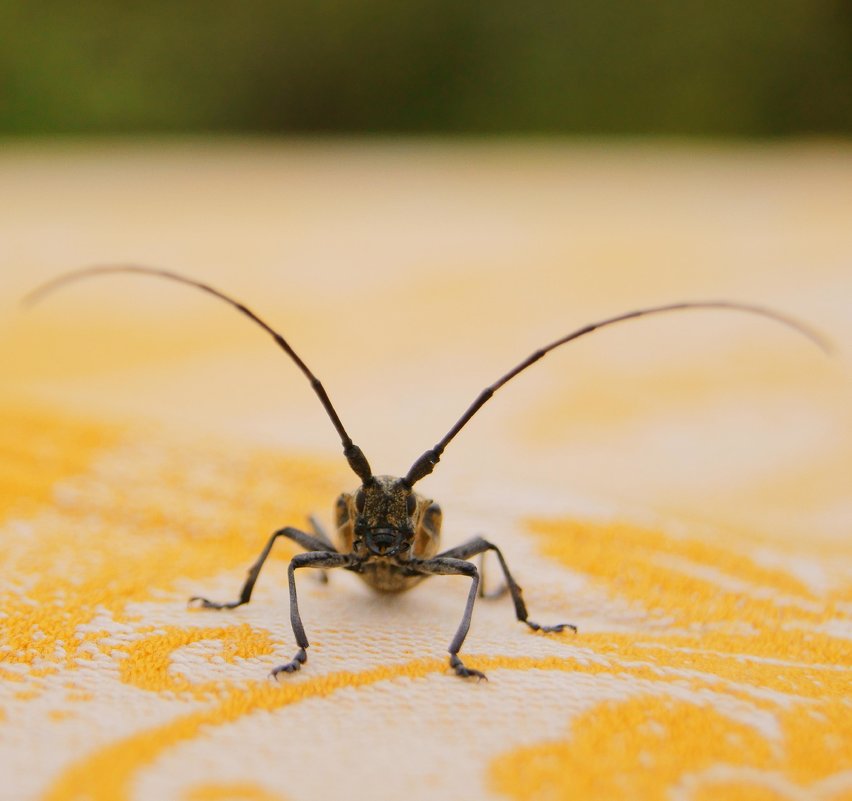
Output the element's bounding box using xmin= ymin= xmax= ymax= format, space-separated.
xmin=20 ymin=285 xmax=46 ymax=309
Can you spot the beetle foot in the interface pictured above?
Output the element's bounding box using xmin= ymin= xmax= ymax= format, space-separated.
xmin=188 ymin=596 xmax=243 ymax=610
xmin=525 ymin=620 xmax=577 ymax=634
xmin=270 ymin=648 xmax=308 ymax=679
xmin=449 ymin=654 xmax=487 ymax=681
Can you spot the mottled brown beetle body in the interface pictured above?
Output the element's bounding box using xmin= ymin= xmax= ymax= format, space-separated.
xmin=26 ymin=265 xmax=829 ymax=681
xmin=335 ymin=476 xmax=442 ymax=592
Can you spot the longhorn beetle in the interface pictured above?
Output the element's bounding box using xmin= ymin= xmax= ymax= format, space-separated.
xmin=25 ymin=266 xmax=830 ymax=680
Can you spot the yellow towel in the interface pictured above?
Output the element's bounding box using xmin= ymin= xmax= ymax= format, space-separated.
xmin=1 ymin=142 xmax=850 ymax=801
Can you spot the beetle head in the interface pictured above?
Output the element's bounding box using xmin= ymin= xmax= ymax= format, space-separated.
xmin=350 ymin=475 xmax=421 ymax=557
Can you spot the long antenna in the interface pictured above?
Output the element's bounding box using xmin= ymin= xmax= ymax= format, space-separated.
xmin=405 ymin=300 xmax=831 ymax=486
xmin=24 ymin=265 xmax=374 ymax=483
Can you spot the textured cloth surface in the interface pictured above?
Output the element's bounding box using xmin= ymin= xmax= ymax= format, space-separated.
xmin=1 ymin=142 xmax=851 ymax=801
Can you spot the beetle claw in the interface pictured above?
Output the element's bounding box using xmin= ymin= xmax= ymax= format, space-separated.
xmin=525 ymin=620 xmax=578 ymax=634
xmin=449 ymin=654 xmax=487 ymax=681
xmin=188 ymin=595 xmax=242 ymax=610
xmin=270 ymin=648 xmax=308 ymax=679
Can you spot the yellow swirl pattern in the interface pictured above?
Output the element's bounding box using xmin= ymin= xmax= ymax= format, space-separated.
xmin=3 ymin=171 xmax=852 ymax=801
xmin=2 ymin=401 xmax=848 ymax=801
xmin=487 ymin=518 xmax=850 ymax=800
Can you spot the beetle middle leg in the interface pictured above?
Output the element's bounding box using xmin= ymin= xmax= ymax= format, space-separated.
xmin=477 ymin=552 xmax=508 ymax=600
xmin=438 ymin=537 xmax=576 ymax=634
xmin=189 ymin=526 xmax=336 ymax=610
xmin=308 ymin=515 xmax=333 ymax=583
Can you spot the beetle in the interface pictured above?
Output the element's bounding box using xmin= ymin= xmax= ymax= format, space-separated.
xmin=25 ymin=265 xmax=830 ymax=680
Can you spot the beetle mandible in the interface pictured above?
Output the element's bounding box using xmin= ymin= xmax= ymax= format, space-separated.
xmin=25 ymin=265 xmax=830 ymax=680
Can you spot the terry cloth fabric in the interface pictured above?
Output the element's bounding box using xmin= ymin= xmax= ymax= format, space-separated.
xmin=1 ymin=143 xmax=851 ymax=801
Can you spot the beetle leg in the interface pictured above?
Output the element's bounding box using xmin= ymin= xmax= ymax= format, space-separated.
xmin=476 ymin=551 xmax=509 ymax=599
xmin=308 ymin=515 xmax=334 ymax=583
xmin=189 ymin=526 xmax=336 ymax=610
xmin=271 ymin=551 xmax=352 ymax=678
xmin=308 ymin=514 xmax=334 ymax=548
xmin=438 ymin=536 xmax=576 ymax=635
xmin=412 ymin=556 xmax=486 ymax=680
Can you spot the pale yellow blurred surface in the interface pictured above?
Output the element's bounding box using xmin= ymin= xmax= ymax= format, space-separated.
xmin=2 ymin=140 xmax=850 ymax=540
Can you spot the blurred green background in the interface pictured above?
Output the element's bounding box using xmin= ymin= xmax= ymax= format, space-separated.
xmin=1 ymin=0 xmax=851 ymax=136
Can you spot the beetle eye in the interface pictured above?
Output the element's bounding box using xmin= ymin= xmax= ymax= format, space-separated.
xmin=355 ymin=490 xmax=366 ymax=513
xmin=406 ymin=494 xmax=417 ymax=516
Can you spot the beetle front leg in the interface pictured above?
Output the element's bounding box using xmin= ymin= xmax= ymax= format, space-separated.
xmin=438 ymin=536 xmax=576 ymax=634
xmin=271 ymin=551 xmax=352 ymax=678
xmin=413 ymin=556 xmax=486 ymax=681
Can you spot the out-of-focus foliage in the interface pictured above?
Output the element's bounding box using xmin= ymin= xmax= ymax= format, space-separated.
xmin=1 ymin=0 xmax=850 ymax=136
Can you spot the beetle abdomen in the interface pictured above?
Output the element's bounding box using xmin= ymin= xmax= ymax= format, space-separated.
xmin=359 ymin=561 xmax=425 ymax=593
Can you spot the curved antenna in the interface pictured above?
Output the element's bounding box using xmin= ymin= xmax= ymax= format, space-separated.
xmin=405 ymin=300 xmax=831 ymax=486
xmin=24 ymin=265 xmax=374 ymax=483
